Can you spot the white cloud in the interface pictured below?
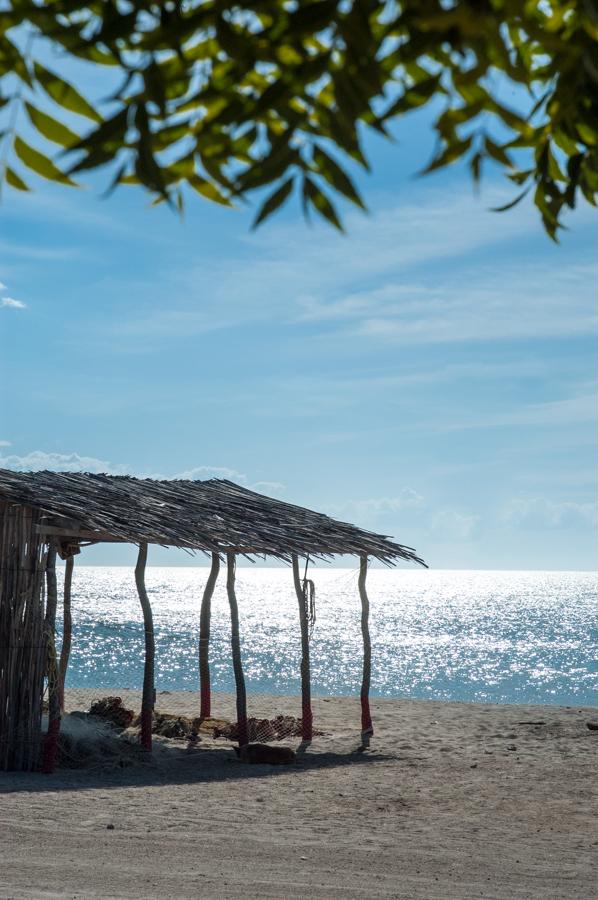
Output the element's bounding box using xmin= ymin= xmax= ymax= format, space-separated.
xmin=331 ymin=489 xmax=425 ymax=518
xmin=0 ymin=441 xmax=11 ymax=448
xmin=0 ymin=451 xmax=129 ymax=474
xmin=503 ymin=497 xmax=598 ymax=529
xmin=1 ymin=297 xmax=26 ymax=309
xmin=174 ymin=465 xmax=246 ymax=482
xmin=250 ymin=481 xmax=286 ymax=496
xmin=430 ymin=509 xmax=480 ymax=540
xmin=0 ymin=281 xmax=6 ymax=290
xmin=101 ymin=183 xmax=598 ymax=352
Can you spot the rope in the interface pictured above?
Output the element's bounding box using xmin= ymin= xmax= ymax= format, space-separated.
xmin=301 ymin=556 xmax=316 ymax=637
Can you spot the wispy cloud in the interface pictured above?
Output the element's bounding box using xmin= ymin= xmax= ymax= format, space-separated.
xmin=103 ymin=184 xmax=598 ymax=351
xmin=174 ymin=465 xmax=246 ymax=481
xmin=0 ymin=441 xmax=11 ymax=448
xmin=503 ymin=497 xmax=598 ymax=529
xmin=1 ymin=297 xmax=26 ymax=309
xmin=0 ymin=450 xmax=130 ymax=474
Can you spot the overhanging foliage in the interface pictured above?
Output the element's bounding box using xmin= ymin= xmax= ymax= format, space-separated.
xmin=2 ymin=1 xmax=598 ymax=237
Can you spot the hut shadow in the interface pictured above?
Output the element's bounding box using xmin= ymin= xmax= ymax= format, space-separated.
xmin=0 ymin=744 xmax=394 ymax=794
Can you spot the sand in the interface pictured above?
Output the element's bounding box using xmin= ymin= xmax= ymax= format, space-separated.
xmin=1 ymin=689 xmax=598 ymax=899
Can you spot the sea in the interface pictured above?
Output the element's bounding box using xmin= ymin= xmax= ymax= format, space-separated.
xmin=55 ymin=567 xmax=598 ymax=707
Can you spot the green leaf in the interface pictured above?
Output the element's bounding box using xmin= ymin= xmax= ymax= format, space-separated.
xmin=188 ymin=174 xmax=232 ymax=206
xmin=313 ymin=146 xmax=366 ymax=209
xmin=420 ymin=136 xmax=473 ymax=174
xmin=303 ymin=176 xmax=343 ymax=231
xmin=13 ymin=137 xmax=77 ymax=186
xmin=484 ymin=137 xmax=513 ymax=168
xmin=5 ymin=166 xmax=29 ymax=191
xmin=490 ymin=188 xmax=531 ymax=213
xmin=252 ymin=176 xmax=294 ymax=228
xmin=25 ymin=103 xmax=80 ymax=148
xmin=34 ymin=63 xmax=101 ymax=123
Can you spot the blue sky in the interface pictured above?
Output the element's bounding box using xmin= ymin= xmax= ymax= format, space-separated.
xmin=2 ymin=100 xmax=598 ymax=570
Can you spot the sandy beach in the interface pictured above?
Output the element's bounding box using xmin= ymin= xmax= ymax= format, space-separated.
xmin=1 ymin=689 xmax=598 ymax=899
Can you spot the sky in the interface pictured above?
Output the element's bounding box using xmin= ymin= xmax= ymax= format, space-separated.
xmin=2 ymin=86 xmax=598 ymax=570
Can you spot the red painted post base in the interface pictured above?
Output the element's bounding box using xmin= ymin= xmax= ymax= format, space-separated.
xmin=140 ymin=707 xmax=153 ymax=750
xmin=361 ymin=697 xmax=373 ymax=736
xmin=41 ymin=717 xmax=61 ymax=774
xmin=200 ymin=686 xmax=211 ymax=721
xmin=302 ymin=703 xmax=313 ymax=742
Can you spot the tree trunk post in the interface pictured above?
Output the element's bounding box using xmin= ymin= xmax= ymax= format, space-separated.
xmin=41 ymin=542 xmax=61 ymax=774
xmin=292 ymin=553 xmax=313 ymax=743
xmin=199 ymin=552 xmax=220 ymax=720
xmin=226 ymin=552 xmax=248 ymax=747
xmin=358 ymin=554 xmax=373 ymax=743
xmin=135 ymin=542 xmax=155 ymax=751
xmin=58 ymin=554 xmax=74 ymax=713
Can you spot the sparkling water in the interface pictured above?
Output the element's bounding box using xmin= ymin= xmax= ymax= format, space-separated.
xmin=55 ymin=566 xmax=598 ymax=706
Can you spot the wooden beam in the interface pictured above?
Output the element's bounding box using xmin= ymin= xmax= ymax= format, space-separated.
xmin=41 ymin=541 xmax=61 ymax=774
xmin=226 ymin=552 xmax=248 ymax=747
xmin=135 ymin=542 xmax=155 ymax=751
xmin=292 ymin=554 xmax=313 ymax=743
xmin=58 ymin=555 xmax=74 ymax=713
xmin=358 ymin=554 xmax=374 ymax=744
xmin=199 ymin=552 xmax=220 ymax=719
xmin=35 ymin=525 xmax=129 ymax=543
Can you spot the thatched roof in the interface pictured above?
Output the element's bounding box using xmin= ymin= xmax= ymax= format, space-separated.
xmin=0 ymin=468 xmax=426 ymax=565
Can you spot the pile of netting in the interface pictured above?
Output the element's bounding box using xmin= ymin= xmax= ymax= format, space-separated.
xmin=87 ymin=696 xmax=322 ymax=744
xmin=213 ymin=715 xmax=323 ymax=742
xmin=54 ymin=712 xmax=147 ymax=770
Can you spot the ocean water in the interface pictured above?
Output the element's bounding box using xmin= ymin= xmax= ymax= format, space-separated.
xmin=55 ymin=566 xmax=598 ymax=707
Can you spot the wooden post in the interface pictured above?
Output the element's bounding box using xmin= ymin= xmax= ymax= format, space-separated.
xmin=41 ymin=542 xmax=61 ymax=774
xmin=199 ymin=552 xmax=220 ymax=720
xmin=292 ymin=554 xmax=313 ymax=743
xmin=58 ymin=555 xmax=74 ymax=713
xmin=358 ymin=554 xmax=374 ymax=742
xmin=135 ymin=542 xmax=155 ymax=751
xmin=226 ymin=552 xmax=248 ymax=747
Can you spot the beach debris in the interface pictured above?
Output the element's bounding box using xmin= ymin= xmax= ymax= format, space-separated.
xmin=57 ymin=713 xmax=146 ymax=770
xmin=586 ymin=722 xmax=598 ymax=731
xmin=89 ymin=696 xmax=135 ymax=729
xmin=106 ymin=824 xmax=115 ymax=830
xmin=151 ymin=712 xmax=202 ymax=740
xmin=214 ymin=714 xmax=323 ymax=743
xmin=234 ymin=743 xmax=296 ymax=764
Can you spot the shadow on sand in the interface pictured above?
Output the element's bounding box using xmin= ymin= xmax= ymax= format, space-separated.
xmin=0 ymin=742 xmax=395 ymax=794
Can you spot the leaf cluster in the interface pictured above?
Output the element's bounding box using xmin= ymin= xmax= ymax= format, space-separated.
xmin=1 ymin=1 xmax=598 ymax=236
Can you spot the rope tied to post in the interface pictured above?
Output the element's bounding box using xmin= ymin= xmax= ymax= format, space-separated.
xmin=301 ymin=555 xmax=316 ymax=637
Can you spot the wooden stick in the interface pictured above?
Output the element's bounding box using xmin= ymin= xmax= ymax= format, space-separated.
xmin=199 ymin=552 xmax=220 ymax=720
xmin=135 ymin=542 xmax=155 ymax=751
xmin=226 ymin=552 xmax=247 ymax=747
xmin=41 ymin=541 xmax=61 ymax=774
xmin=292 ymin=554 xmax=313 ymax=742
xmin=358 ymin=554 xmax=374 ymax=741
xmin=58 ymin=555 xmax=74 ymax=712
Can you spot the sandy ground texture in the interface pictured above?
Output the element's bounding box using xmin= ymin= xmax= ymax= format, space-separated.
xmin=1 ymin=689 xmax=598 ymax=900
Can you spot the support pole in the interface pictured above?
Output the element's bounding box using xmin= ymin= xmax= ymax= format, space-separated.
xmin=292 ymin=553 xmax=313 ymax=743
xmin=358 ymin=554 xmax=374 ymax=743
xmin=135 ymin=542 xmax=155 ymax=751
xmin=58 ymin=555 xmax=74 ymax=713
xmin=199 ymin=552 xmax=220 ymax=720
xmin=226 ymin=552 xmax=248 ymax=747
xmin=41 ymin=542 xmax=61 ymax=774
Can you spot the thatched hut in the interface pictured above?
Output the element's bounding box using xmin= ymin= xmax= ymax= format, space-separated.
xmin=0 ymin=469 xmax=426 ymax=772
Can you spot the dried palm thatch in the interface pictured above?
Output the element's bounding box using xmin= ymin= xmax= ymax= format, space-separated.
xmin=0 ymin=469 xmax=426 ymax=565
